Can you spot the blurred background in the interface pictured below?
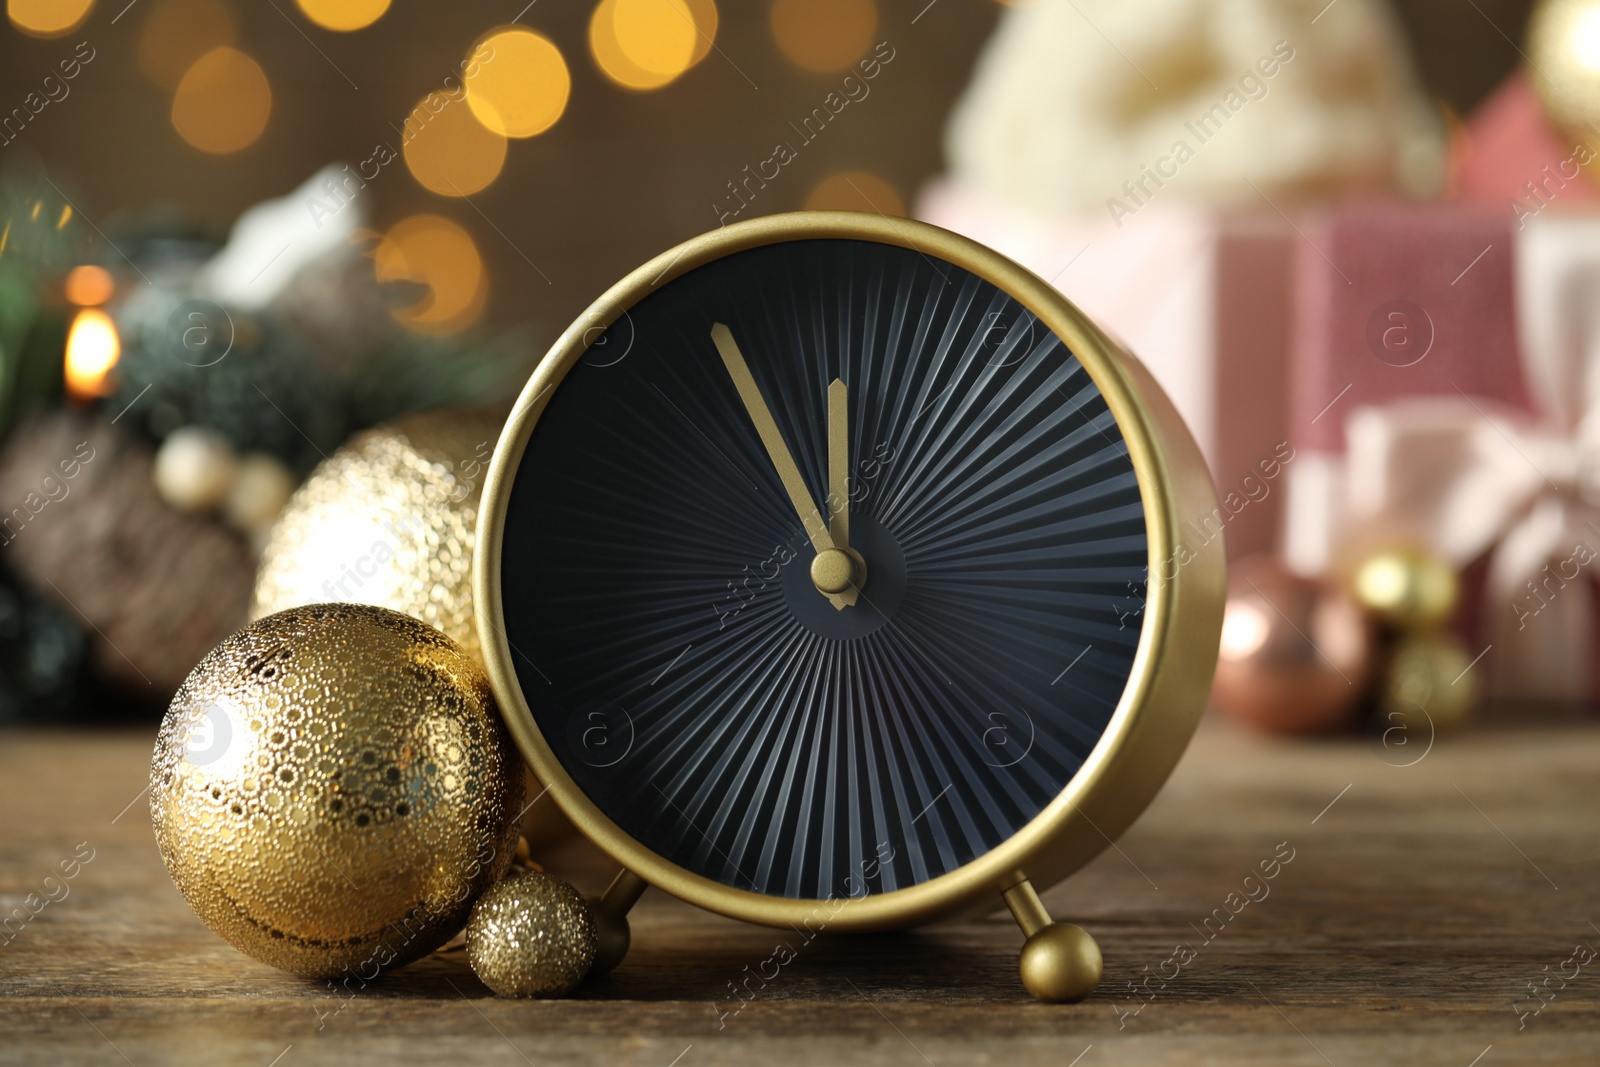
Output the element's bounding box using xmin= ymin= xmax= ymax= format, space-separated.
xmin=0 ymin=0 xmax=1542 ymax=333
xmin=0 ymin=0 xmax=1593 ymax=740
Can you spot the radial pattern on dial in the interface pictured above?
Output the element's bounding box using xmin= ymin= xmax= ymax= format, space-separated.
xmin=501 ymin=238 xmax=1147 ymax=900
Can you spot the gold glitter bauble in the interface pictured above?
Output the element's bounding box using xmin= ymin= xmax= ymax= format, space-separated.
xmin=149 ymin=604 xmax=524 ymax=979
xmin=250 ymin=407 xmax=503 ymax=663
xmin=1350 ymin=548 xmax=1458 ymax=633
xmin=1529 ymin=0 xmax=1600 ymax=165
xmin=1381 ymin=635 xmax=1480 ymax=736
xmin=467 ymin=871 xmax=598 ymax=998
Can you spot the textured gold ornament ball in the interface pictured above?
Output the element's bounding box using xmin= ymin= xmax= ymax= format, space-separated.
xmin=1019 ymin=922 xmax=1102 ymax=1003
xmin=1351 ymin=548 xmax=1458 ymax=632
xmin=149 ymin=604 xmax=524 ymax=979
xmin=467 ymin=872 xmax=599 ymax=998
xmin=250 ymin=407 xmax=503 ymax=663
xmin=1529 ymin=0 xmax=1600 ymax=165
xmin=1382 ymin=635 xmax=1480 ymax=734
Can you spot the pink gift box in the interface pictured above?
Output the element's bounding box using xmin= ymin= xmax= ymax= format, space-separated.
xmin=1282 ymin=202 xmax=1534 ymax=574
xmin=1291 ymin=201 xmax=1531 ymax=448
xmin=1283 ymin=202 xmax=1600 ymax=704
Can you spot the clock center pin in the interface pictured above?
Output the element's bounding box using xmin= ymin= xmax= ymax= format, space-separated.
xmin=810 ymin=546 xmax=864 ymax=596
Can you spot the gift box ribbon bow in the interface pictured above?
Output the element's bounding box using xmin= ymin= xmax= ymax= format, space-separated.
xmin=1342 ymin=214 xmax=1600 ymax=702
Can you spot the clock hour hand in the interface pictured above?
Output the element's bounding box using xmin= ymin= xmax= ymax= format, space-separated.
xmin=710 ymin=323 xmax=858 ymax=608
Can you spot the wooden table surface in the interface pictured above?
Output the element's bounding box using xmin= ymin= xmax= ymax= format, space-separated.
xmin=3 ymin=713 xmax=1598 ymax=1066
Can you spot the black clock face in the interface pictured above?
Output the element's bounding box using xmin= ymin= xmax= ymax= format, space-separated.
xmin=499 ymin=237 xmax=1147 ymax=900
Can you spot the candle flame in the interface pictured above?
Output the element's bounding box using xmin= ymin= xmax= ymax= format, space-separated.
xmin=65 ymin=308 xmax=120 ymax=400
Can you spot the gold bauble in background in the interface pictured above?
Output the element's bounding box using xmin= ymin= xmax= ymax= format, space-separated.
xmin=251 ymin=407 xmax=503 ymax=663
xmin=1380 ymin=634 xmax=1480 ymax=736
xmin=149 ymin=604 xmax=523 ymax=979
xmin=1529 ymin=0 xmax=1600 ymax=165
xmin=1350 ymin=547 xmax=1458 ymax=632
xmin=252 ymin=405 xmax=575 ymax=850
xmin=467 ymin=871 xmax=598 ymax=998
xmin=1211 ymin=556 xmax=1375 ymax=735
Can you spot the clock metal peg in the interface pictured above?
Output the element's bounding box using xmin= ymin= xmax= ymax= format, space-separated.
xmin=1002 ymin=878 xmax=1103 ymax=1002
xmin=588 ymin=868 xmax=648 ymax=976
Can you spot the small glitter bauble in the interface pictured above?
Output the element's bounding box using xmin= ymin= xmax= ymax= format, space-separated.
xmin=467 ymin=871 xmax=598 ymax=998
xmin=250 ymin=407 xmax=503 ymax=662
xmin=1529 ymin=0 xmax=1600 ymax=167
xmin=1211 ymin=557 xmax=1374 ymax=734
xmin=1380 ymin=635 xmax=1480 ymax=736
xmin=149 ymin=604 xmax=524 ymax=979
xmin=1350 ymin=547 xmax=1458 ymax=633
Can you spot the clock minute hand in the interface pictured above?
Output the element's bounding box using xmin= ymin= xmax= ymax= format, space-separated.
xmin=710 ymin=323 xmax=857 ymax=608
xmin=828 ymin=377 xmax=849 ymax=551
xmin=711 ymin=322 xmax=834 ymax=553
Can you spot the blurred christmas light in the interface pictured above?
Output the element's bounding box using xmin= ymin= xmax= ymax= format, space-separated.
xmin=64 ymin=308 xmax=120 ymax=400
xmin=770 ymin=0 xmax=876 ymax=74
xmin=401 ymin=93 xmax=507 ymax=196
xmin=64 ymin=265 xmax=114 ymax=306
xmin=465 ymin=28 xmax=571 ymax=138
xmin=172 ymin=46 xmax=272 ymax=154
xmin=614 ymin=0 xmax=695 ymax=76
xmin=804 ymin=170 xmax=904 ymax=215
xmin=7 ymin=0 xmax=94 ymax=37
xmin=372 ymin=215 xmax=487 ymax=334
xmin=295 ymin=0 xmax=390 ymax=32
xmin=591 ymin=0 xmax=713 ymax=91
xmin=138 ymin=0 xmax=238 ymax=90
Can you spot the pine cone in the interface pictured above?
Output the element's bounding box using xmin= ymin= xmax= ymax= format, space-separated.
xmin=0 ymin=412 xmax=254 ymax=697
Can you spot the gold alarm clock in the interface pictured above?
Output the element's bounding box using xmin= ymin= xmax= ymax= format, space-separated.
xmin=475 ymin=212 xmax=1225 ymax=1001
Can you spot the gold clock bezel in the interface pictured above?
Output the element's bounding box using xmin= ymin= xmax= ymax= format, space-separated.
xmin=475 ymin=211 xmax=1225 ymax=931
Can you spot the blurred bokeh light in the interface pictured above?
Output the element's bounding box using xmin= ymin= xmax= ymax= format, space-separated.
xmin=294 ymin=0 xmax=391 ymax=33
xmin=138 ymin=0 xmax=238 ymax=89
xmin=804 ymin=170 xmax=904 ymax=215
xmin=7 ymin=0 xmax=94 ymax=38
xmin=372 ymin=214 xmax=487 ymax=334
xmin=63 ymin=264 xmax=114 ymax=306
xmin=613 ymin=0 xmax=694 ymax=78
xmin=401 ymin=92 xmax=508 ymax=196
xmin=464 ymin=28 xmax=571 ymax=139
xmin=171 ymin=46 xmax=272 ymax=154
xmin=591 ymin=0 xmax=714 ymax=90
xmin=770 ymin=0 xmax=876 ymax=74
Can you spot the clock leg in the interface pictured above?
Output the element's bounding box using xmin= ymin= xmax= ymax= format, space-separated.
xmin=588 ymin=868 xmax=647 ymax=976
xmin=1002 ymin=879 xmax=1102 ymax=1003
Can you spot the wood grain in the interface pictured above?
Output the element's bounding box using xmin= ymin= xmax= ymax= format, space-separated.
xmin=2 ymin=713 xmax=1597 ymax=1065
